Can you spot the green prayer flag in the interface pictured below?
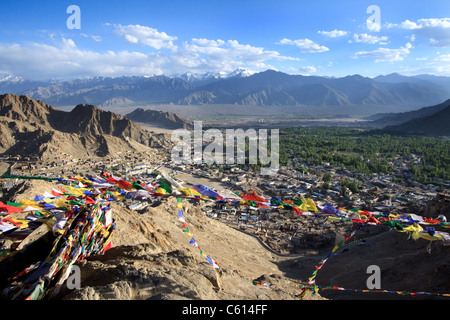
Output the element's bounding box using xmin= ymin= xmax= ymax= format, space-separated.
xmin=383 ymin=220 xmax=404 ymax=231
xmin=270 ymin=199 xmax=284 ymax=206
xmin=158 ymin=178 xmax=172 ymax=193
xmin=132 ymin=182 xmax=146 ymax=190
xmin=6 ymin=201 xmax=24 ymax=208
xmin=68 ymin=200 xmax=83 ymax=206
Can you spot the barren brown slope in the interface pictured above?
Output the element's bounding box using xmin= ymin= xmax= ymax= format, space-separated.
xmin=4 ymin=180 xmax=313 ymax=301
xmin=53 ymin=197 xmax=312 ymax=300
xmin=125 ymin=108 xmax=194 ymax=130
xmin=0 ymin=94 xmax=172 ymax=160
xmin=0 ymin=93 xmax=58 ymax=126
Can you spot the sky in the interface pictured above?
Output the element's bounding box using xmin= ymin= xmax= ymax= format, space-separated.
xmin=0 ymin=0 xmax=449 ymax=80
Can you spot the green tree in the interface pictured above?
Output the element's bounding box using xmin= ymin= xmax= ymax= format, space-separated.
xmin=323 ymin=172 xmax=332 ymax=183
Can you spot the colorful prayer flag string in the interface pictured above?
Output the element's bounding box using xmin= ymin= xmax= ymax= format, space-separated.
xmin=176 ymin=198 xmax=219 ymax=269
xmin=252 ymin=281 xmax=275 ymax=287
xmin=295 ymin=284 xmax=450 ymax=299
xmin=3 ymin=172 xmax=450 ymax=300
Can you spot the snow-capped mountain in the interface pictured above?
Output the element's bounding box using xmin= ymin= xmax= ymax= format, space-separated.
xmin=1 ymin=70 xmax=449 ymax=111
xmin=225 ymin=67 xmax=257 ymax=78
xmin=174 ymin=71 xmax=226 ymax=82
xmin=172 ymin=68 xmax=256 ymax=82
xmin=0 ymin=74 xmax=53 ymax=95
xmin=0 ymin=73 xmax=26 ymax=83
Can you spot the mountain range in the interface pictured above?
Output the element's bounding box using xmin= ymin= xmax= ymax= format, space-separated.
xmin=1 ymin=70 xmax=449 ymax=113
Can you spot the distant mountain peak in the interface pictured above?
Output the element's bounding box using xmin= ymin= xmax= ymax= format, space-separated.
xmin=226 ymin=67 xmax=257 ymax=78
xmin=172 ymin=68 xmax=257 ymax=82
xmin=0 ymin=73 xmax=26 ymax=83
xmin=1 ymin=71 xmax=450 ymax=109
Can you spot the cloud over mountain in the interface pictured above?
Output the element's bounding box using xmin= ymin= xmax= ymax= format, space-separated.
xmin=353 ymin=43 xmax=412 ymax=62
xmin=113 ymin=24 xmax=178 ymax=50
xmin=0 ymin=32 xmax=298 ymax=81
xmin=278 ymin=38 xmax=329 ymax=53
xmin=388 ymin=18 xmax=450 ymax=47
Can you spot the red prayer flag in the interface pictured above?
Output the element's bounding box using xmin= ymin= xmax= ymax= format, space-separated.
xmin=293 ymin=207 xmax=303 ymax=216
xmin=118 ymin=180 xmax=132 ymax=190
xmin=103 ymin=240 xmax=112 ymax=253
xmin=0 ymin=201 xmax=23 ymax=214
xmin=85 ymin=196 xmax=95 ymax=204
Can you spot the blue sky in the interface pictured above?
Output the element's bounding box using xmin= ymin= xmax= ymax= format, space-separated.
xmin=0 ymin=0 xmax=449 ymax=80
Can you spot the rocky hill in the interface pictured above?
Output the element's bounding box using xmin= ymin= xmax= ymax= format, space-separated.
xmin=0 ymin=94 xmax=171 ymax=160
xmin=368 ymin=99 xmax=450 ymax=127
xmin=125 ymin=108 xmax=194 ymax=130
xmin=386 ymin=104 xmax=450 ymax=136
xmin=4 ymin=178 xmax=450 ymax=302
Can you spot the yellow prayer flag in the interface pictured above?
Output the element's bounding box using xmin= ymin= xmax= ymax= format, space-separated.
xmin=419 ymin=233 xmax=442 ymax=241
xmin=20 ymin=199 xmax=39 ymax=206
xmin=299 ymin=198 xmax=318 ymax=213
xmin=155 ymin=187 xmax=167 ymax=195
xmin=54 ymin=198 xmax=70 ymax=208
xmin=328 ymin=216 xmax=341 ymax=222
xmin=178 ymin=188 xmax=202 ymax=197
xmin=403 ymin=223 xmax=422 ymax=233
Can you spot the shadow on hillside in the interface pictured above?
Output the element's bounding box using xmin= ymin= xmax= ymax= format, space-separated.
xmin=276 ymin=228 xmax=450 ymax=300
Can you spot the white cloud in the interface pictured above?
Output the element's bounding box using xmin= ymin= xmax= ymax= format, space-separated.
xmin=353 ymin=43 xmax=411 ymax=62
xmin=191 ymin=38 xmax=226 ymax=47
xmin=399 ymin=19 xmax=421 ymax=30
xmin=0 ymin=38 xmax=168 ymax=80
xmin=399 ymin=53 xmax=450 ymax=76
xmin=351 ymin=33 xmax=389 ymax=44
xmin=433 ymin=53 xmax=450 ymax=62
xmin=403 ymin=18 xmax=450 ymax=29
xmin=173 ymin=38 xmax=298 ymax=74
xmin=318 ymin=30 xmax=348 ymax=38
xmin=388 ymin=18 xmax=450 ymax=47
xmin=289 ymin=66 xmax=317 ymax=75
xmin=113 ymin=24 xmax=178 ymax=50
xmin=81 ymin=33 xmax=102 ymax=42
xmin=278 ymin=38 xmax=329 ymax=53
xmin=0 ymin=31 xmax=298 ymax=80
